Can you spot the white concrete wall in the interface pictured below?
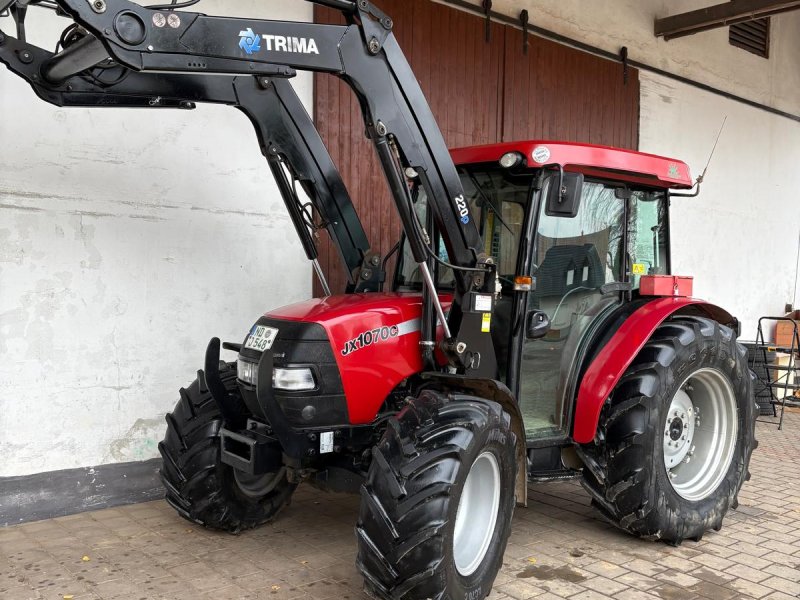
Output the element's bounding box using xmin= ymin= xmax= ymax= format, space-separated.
xmin=640 ymin=72 xmax=800 ymax=339
xmin=0 ymin=1 xmax=313 ymax=477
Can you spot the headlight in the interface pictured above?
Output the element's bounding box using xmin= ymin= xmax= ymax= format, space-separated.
xmin=499 ymin=151 xmax=523 ymax=168
xmin=237 ymin=360 xmax=316 ymax=391
xmin=237 ymin=359 xmax=259 ymax=385
xmin=273 ymin=367 xmax=316 ymax=391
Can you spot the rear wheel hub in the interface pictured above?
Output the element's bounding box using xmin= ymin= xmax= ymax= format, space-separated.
xmin=663 ymin=368 xmax=738 ymax=501
xmin=668 ymin=417 xmax=684 ymax=441
xmin=664 ymin=388 xmax=695 ymax=468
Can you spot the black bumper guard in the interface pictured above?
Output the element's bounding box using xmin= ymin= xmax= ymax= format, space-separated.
xmin=219 ymin=425 xmax=282 ymax=475
xmin=204 ymin=337 xmax=312 ymax=463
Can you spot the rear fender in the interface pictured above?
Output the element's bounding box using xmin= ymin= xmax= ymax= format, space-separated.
xmin=421 ymin=373 xmax=528 ymax=507
xmin=572 ymin=298 xmax=736 ymax=445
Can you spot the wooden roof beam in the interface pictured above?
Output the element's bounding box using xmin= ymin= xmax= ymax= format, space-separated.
xmin=655 ymin=0 xmax=800 ymax=40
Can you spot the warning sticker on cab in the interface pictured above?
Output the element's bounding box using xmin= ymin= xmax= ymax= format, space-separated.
xmin=632 ymin=263 xmax=647 ymax=275
xmin=245 ymin=325 xmax=278 ymax=351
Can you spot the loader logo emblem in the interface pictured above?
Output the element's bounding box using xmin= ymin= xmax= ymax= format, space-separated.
xmin=239 ymin=28 xmax=261 ymax=55
xmin=455 ymin=194 xmax=470 ymax=224
xmin=238 ymin=28 xmax=320 ymax=56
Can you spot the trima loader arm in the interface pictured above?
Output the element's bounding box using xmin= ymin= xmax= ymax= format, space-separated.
xmin=0 ymin=0 xmax=498 ymax=374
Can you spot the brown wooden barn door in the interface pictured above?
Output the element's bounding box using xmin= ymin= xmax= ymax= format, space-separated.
xmin=502 ymin=26 xmax=639 ymax=149
xmin=312 ymin=2 xmax=639 ymax=296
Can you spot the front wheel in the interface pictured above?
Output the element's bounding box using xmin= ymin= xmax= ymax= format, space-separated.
xmin=158 ymin=364 xmax=296 ymax=533
xmin=579 ymin=316 xmax=757 ymax=544
xmin=356 ymin=390 xmax=517 ymax=600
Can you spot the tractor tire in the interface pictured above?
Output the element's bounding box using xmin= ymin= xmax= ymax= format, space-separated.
xmin=579 ymin=315 xmax=757 ymax=544
xmin=356 ymin=390 xmax=517 ymax=600
xmin=158 ymin=363 xmax=296 ymax=533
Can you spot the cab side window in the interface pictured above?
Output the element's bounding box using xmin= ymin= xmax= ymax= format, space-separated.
xmin=532 ymin=181 xmax=625 ymax=313
xmin=628 ymin=191 xmax=669 ymax=289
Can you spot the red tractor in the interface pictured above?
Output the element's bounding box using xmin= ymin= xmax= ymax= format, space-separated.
xmin=2 ymin=1 xmax=756 ymax=599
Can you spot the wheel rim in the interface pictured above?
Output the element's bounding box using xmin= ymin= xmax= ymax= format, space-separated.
xmin=663 ymin=368 xmax=738 ymax=501
xmin=453 ymin=451 xmax=501 ymax=577
xmin=233 ymin=467 xmax=286 ymax=498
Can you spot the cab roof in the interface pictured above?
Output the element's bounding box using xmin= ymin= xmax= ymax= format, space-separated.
xmin=450 ymin=140 xmax=693 ymax=190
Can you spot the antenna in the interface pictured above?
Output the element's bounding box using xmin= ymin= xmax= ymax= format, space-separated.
xmin=671 ymin=116 xmax=727 ymax=198
xmin=696 ymin=116 xmax=727 ymax=185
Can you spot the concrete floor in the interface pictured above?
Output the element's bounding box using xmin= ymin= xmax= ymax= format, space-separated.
xmin=2 ymin=412 xmax=799 ymax=600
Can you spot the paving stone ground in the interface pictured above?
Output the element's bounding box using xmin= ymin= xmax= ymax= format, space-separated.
xmin=2 ymin=412 xmax=799 ymax=600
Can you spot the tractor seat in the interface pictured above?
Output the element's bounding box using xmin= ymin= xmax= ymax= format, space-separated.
xmin=534 ymin=244 xmax=604 ymax=301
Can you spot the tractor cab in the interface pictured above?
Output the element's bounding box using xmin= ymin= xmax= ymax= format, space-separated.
xmin=395 ymin=141 xmax=693 ymax=444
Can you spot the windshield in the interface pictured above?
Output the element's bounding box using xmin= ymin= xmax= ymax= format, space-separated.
xmin=394 ymin=167 xmax=669 ymax=292
xmin=395 ymin=165 xmax=533 ymax=290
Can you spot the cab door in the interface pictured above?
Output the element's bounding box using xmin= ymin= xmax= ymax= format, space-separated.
xmin=516 ymin=180 xmax=627 ymax=441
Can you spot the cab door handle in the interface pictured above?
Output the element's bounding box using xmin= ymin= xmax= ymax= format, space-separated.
xmin=525 ymin=310 xmax=551 ymax=339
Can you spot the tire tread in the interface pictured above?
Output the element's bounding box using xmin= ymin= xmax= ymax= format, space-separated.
xmin=580 ymin=316 xmax=758 ymax=542
xmin=356 ymin=391 xmax=515 ymax=600
xmin=159 ymin=365 xmax=295 ymax=533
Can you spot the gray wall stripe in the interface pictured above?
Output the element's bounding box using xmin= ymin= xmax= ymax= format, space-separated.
xmin=0 ymin=459 xmax=163 ymax=527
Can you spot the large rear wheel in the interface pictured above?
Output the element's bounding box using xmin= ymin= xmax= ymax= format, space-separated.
xmin=357 ymin=390 xmax=517 ymax=600
xmin=159 ymin=364 xmax=296 ymax=533
xmin=579 ymin=316 xmax=757 ymax=544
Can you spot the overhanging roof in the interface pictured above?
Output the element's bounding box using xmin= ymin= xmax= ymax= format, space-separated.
xmin=655 ymin=0 xmax=800 ymax=40
xmin=451 ymin=141 xmax=694 ymax=189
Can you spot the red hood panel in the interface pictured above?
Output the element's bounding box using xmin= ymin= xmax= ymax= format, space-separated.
xmin=266 ymin=293 xmax=447 ymax=424
xmin=268 ymin=293 xmax=425 ymax=324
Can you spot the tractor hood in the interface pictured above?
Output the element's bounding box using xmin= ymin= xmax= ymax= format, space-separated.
xmin=260 ymin=293 xmax=449 ymax=424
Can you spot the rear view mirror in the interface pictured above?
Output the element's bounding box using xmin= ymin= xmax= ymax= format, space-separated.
xmin=545 ymin=172 xmax=584 ymax=218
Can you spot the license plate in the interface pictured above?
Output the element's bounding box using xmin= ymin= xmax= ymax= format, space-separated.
xmin=244 ymin=325 xmax=278 ymax=352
